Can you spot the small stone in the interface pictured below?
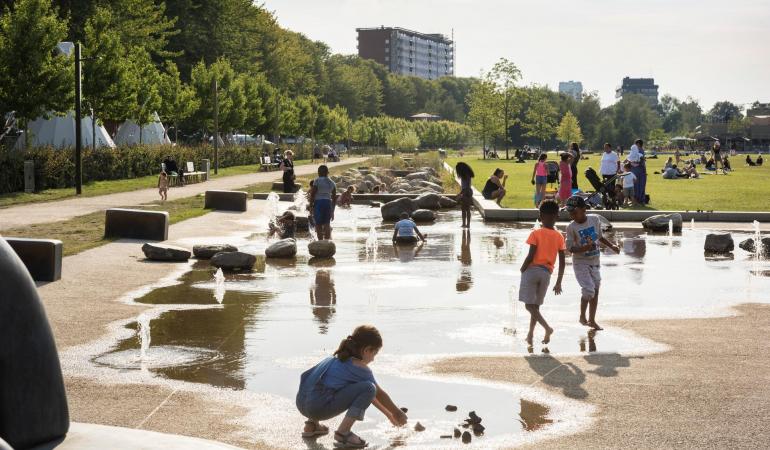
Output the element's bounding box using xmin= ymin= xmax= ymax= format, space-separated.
xmin=467 ymin=411 xmax=482 ymax=424
xmin=453 ymin=428 xmax=461 ymax=438
xmin=141 ymin=243 xmax=190 ymax=262
xmin=193 ymin=244 xmax=237 ymax=259
xmin=461 ymin=431 xmax=472 ymax=444
xmin=414 ymin=422 xmax=425 ymax=432
xmin=445 ymin=405 xmax=458 ymax=412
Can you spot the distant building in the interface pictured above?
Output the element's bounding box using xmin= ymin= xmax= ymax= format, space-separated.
xmin=356 ymin=26 xmax=454 ymax=80
xmin=615 ymin=77 xmax=659 ymax=106
xmin=558 ymin=81 xmax=583 ymax=100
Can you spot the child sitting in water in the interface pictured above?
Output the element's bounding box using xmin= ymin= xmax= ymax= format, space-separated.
xmin=392 ymin=212 xmax=427 ymax=244
xmin=268 ymin=210 xmax=296 ymax=239
xmin=337 ymin=186 xmax=355 ymax=208
xmin=519 ymin=200 xmax=565 ymax=347
xmin=296 ymin=325 xmax=408 ymax=448
xmin=157 ymin=171 xmax=169 ymax=201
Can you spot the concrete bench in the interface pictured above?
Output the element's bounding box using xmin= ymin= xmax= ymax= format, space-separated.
xmin=104 ymin=208 xmax=169 ymax=241
xmin=270 ymin=182 xmax=301 ymax=192
xmin=4 ymin=237 xmax=63 ymax=282
xmin=204 ymin=190 xmax=248 ymax=212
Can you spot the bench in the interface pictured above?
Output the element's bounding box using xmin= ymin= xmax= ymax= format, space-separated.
xmin=104 ymin=208 xmax=169 ymax=241
xmin=4 ymin=237 xmax=63 ymax=282
xmin=204 ymin=190 xmax=248 ymax=212
xmin=259 ymin=156 xmax=280 ymax=171
xmin=183 ymin=161 xmax=206 ymax=184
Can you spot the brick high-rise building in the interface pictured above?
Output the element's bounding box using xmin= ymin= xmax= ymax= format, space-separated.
xmin=616 ymin=77 xmax=659 ymax=106
xmin=356 ymin=26 xmax=454 ymax=80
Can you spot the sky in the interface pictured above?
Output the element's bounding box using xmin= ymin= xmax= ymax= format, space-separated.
xmin=264 ymin=0 xmax=770 ymax=110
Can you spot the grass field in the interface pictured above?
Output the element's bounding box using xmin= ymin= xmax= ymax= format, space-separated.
xmin=448 ymin=154 xmax=770 ymax=211
xmin=0 ymin=162 xmax=360 ymax=256
xmin=0 ymin=160 xmax=312 ymax=209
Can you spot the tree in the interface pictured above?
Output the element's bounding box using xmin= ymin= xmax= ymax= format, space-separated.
xmin=190 ymin=58 xmax=246 ymax=138
xmin=487 ymin=58 xmax=523 ymax=159
xmin=386 ymin=129 xmax=420 ymax=152
xmin=158 ymin=61 xmax=199 ymax=142
xmin=127 ymin=51 xmax=162 ymax=144
xmin=647 ymin=128 xmax=669 ymax=149
xmin=466 ymin=79 xmax=501 ymax=158
xmin=109 ymin=0 xmax=178 ymax=59
xmin=523 ymin=90 xmax=558 ymax=152
xmin=708 ymin=101 xmax=742 ymax=123
xmin=727 ymin=116 xmax=751 ymax=136
xmin=556 ymin=111 xmax=584 ymax=145
xmin=0 ymin=0 xmax=73 ymax=131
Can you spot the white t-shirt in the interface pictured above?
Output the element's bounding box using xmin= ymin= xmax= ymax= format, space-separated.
xmin=628 ymin=145 xmax=642 ymax=163
xmin=622 ymin=171 xmax=637 ymax=188
xmin=600 ymin=151 xmax=620 ymax=175
xmin=394 ymin=219 xmax=417 ymax=237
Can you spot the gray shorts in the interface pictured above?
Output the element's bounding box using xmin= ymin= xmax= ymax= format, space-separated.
xmin=623 ymin=186 xmax=634 ymax=199
xmin=519 ymin=266 xmax=551 ymax=305
xmin=573 ymin=263 xmax=601 ymax=298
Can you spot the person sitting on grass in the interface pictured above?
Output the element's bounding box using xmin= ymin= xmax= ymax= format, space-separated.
xmin=683 ymin=161 xmax=700 ymax=178
xmin=758 ymin=154 xmax=764 ymax=166
xmin=157 ymin=171 xmax=169 ymax=201
xmin=337 ymin=186 xmax=355 ymax=208
xmin=663 ymin=157 xmax=674 ymax=171
xmin=268 ymin=210 xmax=296 ymax=239
xmin=519 ymin=200 xmax=566 ymax=348
xmin=746 ymin=154 xmax=756 ymax=166
xmin=392 ymin=212 xmax=427 ymax=244
xmin=704 ymin=157 xmax=716 ymax=171
xmin=723 ymin=156 xmax=732 ymax=172
xmin=296 ymin=325 xmax=408 ymax=448
xmin=481 ymin=168 xmax=507 ymax=205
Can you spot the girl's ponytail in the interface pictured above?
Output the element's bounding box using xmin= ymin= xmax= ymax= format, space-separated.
xmin=334 ymin=325 xmax=382 ymax=362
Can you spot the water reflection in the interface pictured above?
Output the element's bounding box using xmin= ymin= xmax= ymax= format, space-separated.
xmin=456 ymin=230 xmax=473 ymax=292
xmin=310 ymin=270 xmax=336 ymax=333
xmin=392 ymin=241 xmax=426 ymax=263
xmin=579 ymin=330 xmax=597 ymax=353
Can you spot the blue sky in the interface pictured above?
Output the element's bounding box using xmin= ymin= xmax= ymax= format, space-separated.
xmin=265 ymin=0 xmax=770 ymax=110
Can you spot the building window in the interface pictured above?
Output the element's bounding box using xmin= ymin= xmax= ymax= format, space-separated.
xmin=385 ymin=39 xmax=389 ymax=44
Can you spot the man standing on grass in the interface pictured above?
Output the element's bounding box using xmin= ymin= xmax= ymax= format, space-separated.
xmin=600 ymin=143 xmax=620 ymax=182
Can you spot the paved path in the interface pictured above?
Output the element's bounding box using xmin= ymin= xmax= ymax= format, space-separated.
xmin=0 ymin=158 xmax=366 ymax=231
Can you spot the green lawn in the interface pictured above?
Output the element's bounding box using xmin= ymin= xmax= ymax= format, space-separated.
xmin=448 ymin=154 xmax=770 ymax=212
xmin=0 ymin=160 xmax=312 ymax=209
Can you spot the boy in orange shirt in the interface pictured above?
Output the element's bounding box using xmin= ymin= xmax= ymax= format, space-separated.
xmin=519 ymin=200 xmax=566 ymax=347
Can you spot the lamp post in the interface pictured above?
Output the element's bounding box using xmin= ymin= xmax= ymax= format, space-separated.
xmin=212 ymin=78 xmax=219 ymax=175
xmin=74 ymin=43 xmax=82 ymax=195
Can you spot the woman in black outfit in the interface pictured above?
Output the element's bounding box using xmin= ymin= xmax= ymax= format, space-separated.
xmin=569 ymin=142 xmax=581 ymax=189
xmin=280 ymin=150 xmax=296 ymax=193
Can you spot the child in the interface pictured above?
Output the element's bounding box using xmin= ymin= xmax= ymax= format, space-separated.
xmin=519 ymin=200 xmax=565 ymax=346
xmin=614 ymin=184 xmax=625 ymax=207
xmin=157 ymin=171 xmax=169 ymax=201
xmin=338 ymin=186 xmax=355 ymax=208
xmin=455 ymin=162 xmax=475 ymax=229
xmin=620 ymin=163 xmax=637 ymax=207
xmin=557 ymin=153 xmax=572 ymax=206
xmin=268 ymin=210 xmax=296 ymax=239
xmin=565 ymin=196 xmax=620 ymax=331
xmin=530 ymin=153 xmax=548 ymax=207
xmin=392 ymin=212 xmax=426 ymax=244
xmin=296 ymin=325 xmax=408 ymax=448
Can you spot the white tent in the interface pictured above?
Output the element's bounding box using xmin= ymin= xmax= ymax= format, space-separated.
xmin=115 ymin=112 xmax=171 ymax=146
xmin=14 ymin=111 xmax=116 ymax=150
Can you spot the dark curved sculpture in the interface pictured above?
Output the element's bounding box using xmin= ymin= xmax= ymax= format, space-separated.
xmin=0 ymin=238 xmax=69 ymax=448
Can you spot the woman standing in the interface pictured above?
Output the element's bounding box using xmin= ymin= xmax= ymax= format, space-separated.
xmin=627 ymin=139 xmax=647 ymax=204
xmin=455 ymin=162 xmax=475 ymax=229
xmin=569 ymin=142 xmax=581 ymax=189
xmin=280 ymin=149 xmax=296 ymax=193
xmin=558 ymin=152 xmax=573 ymax=206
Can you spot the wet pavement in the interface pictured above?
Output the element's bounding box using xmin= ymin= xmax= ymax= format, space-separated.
xmin=93 ymin=206 xmax=770 ymax=448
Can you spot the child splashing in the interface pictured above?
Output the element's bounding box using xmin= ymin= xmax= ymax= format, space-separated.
xmin=296 ymin=325 xmax=407 ymax=448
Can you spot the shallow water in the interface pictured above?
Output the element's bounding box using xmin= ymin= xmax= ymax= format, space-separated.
xmin=96 ymin=206 xmax=770 ymax=448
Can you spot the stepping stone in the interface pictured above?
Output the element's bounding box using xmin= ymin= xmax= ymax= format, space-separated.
xmin=141 ymin=243 xmax=191 ymax=262
xmin=193 ymin=244 xmax=238 ymax=259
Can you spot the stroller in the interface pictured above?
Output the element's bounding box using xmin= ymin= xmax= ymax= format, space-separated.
xmin=584 ymin=167 xmax=621 ymax=210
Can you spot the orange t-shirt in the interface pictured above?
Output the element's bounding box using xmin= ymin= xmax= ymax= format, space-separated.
xmin=526 ymin=227 xmax=566 ymax=273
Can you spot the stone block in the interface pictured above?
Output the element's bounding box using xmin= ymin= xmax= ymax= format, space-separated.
xmin=4 ymin=237 xmax=63 ymax=282
xmin=104 ymin=208 xmax=169 ymax=241
xmin=204 ymin=190 xmax=248 ymax=212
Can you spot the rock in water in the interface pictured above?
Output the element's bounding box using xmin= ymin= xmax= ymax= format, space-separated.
xmin=440 ymin=435 xmax=453 ymax=439
xmin=265 ymin=238 xmax=297 ymax=258
xmin=454 ymin=428 xmax=462 ymax=438
xmin=461 ymin=431 xmax=472 ymax=444
xmin=467 ymin=411 xmax=482 ymax=424
xmin=381 ymin=197 xmax=417 ymax=221
xmin=211 ymin=251 xmax=257 ymax=270
xmin=704 ymin=233 xmax=734 ymax=253
xmin=445 ymin=405 xmax=458 ymax=412
xmin=641 ymin=213 xmax=683 ymax=232
xmin=414 ymin=422 xmax=425 ymax=432
xmin=411 ymin=209 xmax=436 ymax=223
xmin=294 ymin=214 xmax=310 ymax=232
xmin=472 ymin=423 xmax=485 ymax=435
xmin=193 ymin=244 xmax=238 ymax=259
xmin=308 ymin=240 xmax=336 ymax=258
xmin=141 ymin=243 xmax=191 ymax=261
xmin=739 ymin=237 xmax=770 ymax=256
xmin=438 ymin=196 xmax=458 ymax=208
xmin=413 ymin=193 xmax=444 ymax=210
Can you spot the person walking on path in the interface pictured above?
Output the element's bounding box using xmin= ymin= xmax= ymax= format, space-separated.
xmin=627 ymin=139 xmax=647 ymax=204
xmin=599 ymin=143 xmax=620 ymax=182
xmin=569 ymin=142 xmax=581 ymax=189
xmin=280 ymin=149 xmax=296 ymax=193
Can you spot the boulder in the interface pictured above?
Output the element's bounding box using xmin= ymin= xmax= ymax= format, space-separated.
xmin=411 ymin=209 xmax=436 ymax=222
xmin=141 ymin=243 xmax=191 ymax=261
xmin=295 ymin=214 xmax=310 ymax=231
xmin=355 ymin=181 xmax=368 ymax=193
xmin=414 ymin=193 xmax=444 ymax=210
xmin=265 ymin=238 xmax=298 ymax=258
xmin=363 ymin=174 xmax=381 ymax=185
xmin=704 ymin=233 xmax=734 ymax=253
xmin=738 ymin=237 xmax=770 ymax=255
xmin=415 ymin=180 xmax=444 ymax=192
xmin=405 ymin=171 xmax=430 ymax=181
xmin=308 ymin=240 xmax=336 ymax=258
xmin=211 ymin=251 xmax=257 ymax=270
xmin=381 ymin=197 xmax=417 ymax=220
xmin=193 ymin=244 xmax=238 ymax=259
xmin=641 ymin=213 xmax=682 ymax=232
xmin=438 ymin=196 xmax=458 ymax=208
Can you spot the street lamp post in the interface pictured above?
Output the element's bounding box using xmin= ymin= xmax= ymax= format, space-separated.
xmin=212 ymin=78 xmax=219 ymax=175
xmin=74 ymin=43 xmax=83 ymax=195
